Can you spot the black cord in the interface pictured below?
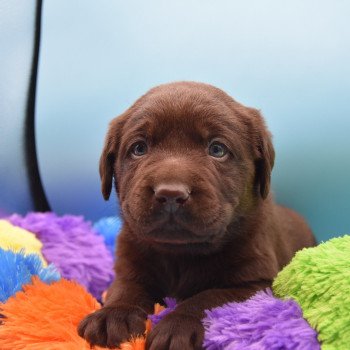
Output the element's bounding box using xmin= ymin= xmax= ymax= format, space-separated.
xmin=25 ymin=0 xmax=51 ymax=211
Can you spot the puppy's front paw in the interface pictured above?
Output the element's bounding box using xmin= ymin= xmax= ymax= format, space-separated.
xmin=78 ymin=305 xmax=147 ymax=348
xmin=146 ymin=312 xmax=204 ymax=350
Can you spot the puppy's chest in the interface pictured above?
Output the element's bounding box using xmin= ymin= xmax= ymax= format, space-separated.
xmin=156 ymin=257 xmax=233 ymax=300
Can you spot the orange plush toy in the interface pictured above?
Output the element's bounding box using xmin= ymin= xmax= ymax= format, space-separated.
xmin=0 ymin=277 xmax=165 ymax=350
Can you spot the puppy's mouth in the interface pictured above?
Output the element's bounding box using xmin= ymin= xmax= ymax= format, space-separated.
xmin=141 ymin=216 xmax=218 ymax=246
xmin=147 ymin=237 xmax=200 ymax=245
xmin=141 ymin=225 xmax=225 ymax=255
xmin=143 ymin=230 xmax=217 ymax=252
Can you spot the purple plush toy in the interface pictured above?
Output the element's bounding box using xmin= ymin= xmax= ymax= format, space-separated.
xmin=149 ymin=290 xmax=319 ymax=350
xmin=8 ymin=212 xmax=114 ymax=300
xmin=202 ymin=289 xmax=320 ymax=350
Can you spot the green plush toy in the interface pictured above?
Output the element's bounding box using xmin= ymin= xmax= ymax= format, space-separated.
xmin=273 ymin=235 xmax=350 ymax=350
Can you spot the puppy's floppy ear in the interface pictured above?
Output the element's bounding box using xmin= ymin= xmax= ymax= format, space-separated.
xmin=256 ymin=131 xmax=275 ymax=199
xmin=99 ymin=116 xmax=125 ymax=200
xmin=251 ymin=110 xmax=275 ymax=199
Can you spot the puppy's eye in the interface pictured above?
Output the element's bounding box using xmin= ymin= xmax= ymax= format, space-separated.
xmin=131 ymin=141 xmax=148 ymax=156
xmin=209 ymin=142 xmax=228 ymax=158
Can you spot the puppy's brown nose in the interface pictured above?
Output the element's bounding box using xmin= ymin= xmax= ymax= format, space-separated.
xmin=154 ymin=184 xmax=190 ymax=213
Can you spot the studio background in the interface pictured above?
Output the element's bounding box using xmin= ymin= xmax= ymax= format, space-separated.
xmin=1 ymin=0 xmax=350 ymax=242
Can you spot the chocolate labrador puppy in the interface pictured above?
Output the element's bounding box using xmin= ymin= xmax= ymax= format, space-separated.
xmin=78 ymin=82 xmax=315 ymax=349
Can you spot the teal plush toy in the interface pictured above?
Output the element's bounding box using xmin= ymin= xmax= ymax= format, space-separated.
xmin=273 ymin=235 xmax=350 ymax=350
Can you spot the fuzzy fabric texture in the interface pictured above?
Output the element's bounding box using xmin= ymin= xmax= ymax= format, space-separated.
xmin=148 ymin=297 xmax=177 ymax=326
xmin=0 ymin=277 xmax=108 ymax=350
xmin=0 ymin=220 xmax=46 ymax=264
xmin=117 ymin=303 xmax=169 ymax=350
xmin=93 ymin=216 xmax=123 ymax=257
xmin=273 ymin=235 xmax=350 ymax=350
xmin=8 ymin=213 xmax=114 ymax=300
xmin=203 ymin=289 xmax=320 ymax=350
xmin=3 ymin=211 xmax=348 ymax=349
xmin=0 ymin=248 xmax=60 ymax=303
xmin=0 ymin=277 xmax=166 ymax=350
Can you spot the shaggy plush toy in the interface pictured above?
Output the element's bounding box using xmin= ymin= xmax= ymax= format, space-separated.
xmin=0 ymin=277 xmax=165 ymax=350
xmin=0 ymin=277 xmax=104 ymax=350
xmin=1 ymin=213 xmax=349 ymax=349
xmin=0 ymin=248 xmax=60 ymax=303
xmin=203 ymin=289 xmax=319 ymax=350
xmin=8 ymin=213 xmax=114 ymax=299
xmin=273 ymin=235 xmax=350 ymax=350
xmin=94 ymin=216 xmax=123 ymax=257
xmin=0 ymin=220 xmax=46 ymax=264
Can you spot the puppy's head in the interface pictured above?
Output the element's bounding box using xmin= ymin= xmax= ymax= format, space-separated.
xmin=100 ymin=82 xmax=274 ymax=253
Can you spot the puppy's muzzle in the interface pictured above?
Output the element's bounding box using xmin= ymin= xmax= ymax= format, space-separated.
xmin=153 ymin=183 xmax=190 ymax=214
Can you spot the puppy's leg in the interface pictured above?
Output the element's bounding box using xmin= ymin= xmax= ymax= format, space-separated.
xmin=147 ymin=282 xmax=270 ymax=350
xmin=78 ymin=279 xmax=154 ymax=348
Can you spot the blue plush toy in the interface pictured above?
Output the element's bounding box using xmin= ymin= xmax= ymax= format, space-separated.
xmin=93 ymin=216 xmax=123 ymax=257
xmin=0 ymin=248 xmax=60 ymax=303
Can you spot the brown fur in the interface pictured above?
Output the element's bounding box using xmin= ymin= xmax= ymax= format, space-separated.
xmin=78 ymin=82 xmax=316 ymax=349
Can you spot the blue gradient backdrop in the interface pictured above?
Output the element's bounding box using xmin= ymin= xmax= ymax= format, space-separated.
xmin=36 ymin=1 xmax=350 ymax=241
